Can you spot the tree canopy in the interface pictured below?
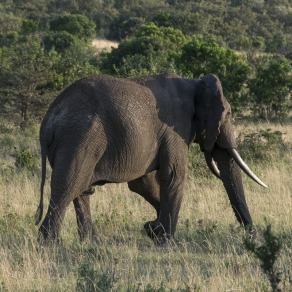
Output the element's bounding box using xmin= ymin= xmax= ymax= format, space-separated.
xmin=0 ymin=1 xmax=291 ymax=123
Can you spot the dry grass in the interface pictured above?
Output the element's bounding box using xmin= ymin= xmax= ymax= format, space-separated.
xmin=236 ymin=121 xmax=292 ymax=143
xmin=0 ymin=122 xmax=291 ymax=291
xmin=91 ymin=39 xmax=119 ymax=52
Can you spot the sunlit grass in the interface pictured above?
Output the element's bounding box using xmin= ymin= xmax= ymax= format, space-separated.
xmin=0 ymin=121 xmax=291 ymax=291
xmin=91 ymin=39 xmax=119 ymax=52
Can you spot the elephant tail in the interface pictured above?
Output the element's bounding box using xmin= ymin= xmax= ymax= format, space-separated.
xmin=35 ymin=145 xmax=47 ymax=225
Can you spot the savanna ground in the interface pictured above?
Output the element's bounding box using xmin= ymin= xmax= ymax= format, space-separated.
xmin=0 ymin=117 xmax=291 ymax=291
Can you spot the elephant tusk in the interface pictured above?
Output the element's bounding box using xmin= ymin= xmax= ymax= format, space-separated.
xmin=228 ymin=149 xmax=268 ymax=188
xmin=204 ymin=152 xmax=221 ymax=179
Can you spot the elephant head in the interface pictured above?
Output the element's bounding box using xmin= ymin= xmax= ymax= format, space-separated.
xmin=193 ymin=74 xmax=267 ymax=228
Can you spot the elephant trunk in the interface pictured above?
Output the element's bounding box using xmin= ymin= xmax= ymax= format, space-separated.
xmin=212 ymin=147 xmax=253 ymax=227
xmin=212 ymin=121 xmax=267 ymax=188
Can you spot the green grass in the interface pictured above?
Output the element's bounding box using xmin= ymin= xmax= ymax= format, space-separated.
xmin=0 ymin=120 xmax=291 ymax=291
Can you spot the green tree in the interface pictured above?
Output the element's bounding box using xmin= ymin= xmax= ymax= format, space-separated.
xmin=100 ymin=24 xmax=250 ymax=112
xmin=0 ymin=15 xmax=98 ymax=124
xmin=108 ymin=15 xmax=145 ymax=40
xmin=43 ymin=31 xmax=79 ymax=53
xmin=50 ymin=42 xmax=98 ymax=89
xmin=21 ymin=19 xmax=38 ymax=35
xmin=152 ymin=11 xmax=210 ymax=35
xmin=0 ymin=38 xmax=58 ymax=123
xmin=100 ymin=22 xmax=187 ymax=76
xmin=179 ymin=35 xmax=251 ymax=108
xmin=248 ymin=56 xmax=292 ymax=120
xmin=49 ymin=14 xmax=96 ymax=41
xmin=0 ymin=12 xmax=21 ymax=46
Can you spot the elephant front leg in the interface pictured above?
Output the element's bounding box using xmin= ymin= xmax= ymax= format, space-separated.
xmin=128 ymin=172 xmax=161 ymax=230
xmin=149 ymin=167 xmax=186 ymax=245
xmin=73 ymin=195 xmax=96 ymax=241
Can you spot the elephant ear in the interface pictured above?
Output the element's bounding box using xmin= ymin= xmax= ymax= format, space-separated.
xmin=200 ymin=74 xmax=226 ymax=152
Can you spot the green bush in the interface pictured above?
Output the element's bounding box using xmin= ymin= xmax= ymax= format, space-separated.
xmin=43 ymin=31 xmax=79 ymax=53
xmin=108 ymin=15 xmax=145 ymax=40
xmin=99 ymin=22 xmax=187 ymax=76
xmin=49 ymin=14 xmax=96 ymax=42
xmin=14 ymin=147 xmax=38 ymax=172
xmin=179 ymin=34 xmax=251 ymax=110
xmin=188 ymin=144 xmax=214 ymax=179
xmin=244 ymin=225 xmax=283 ymax=291
xmin=247 ymin=56 xmax=292 ymax=121
xmin=237 ymin=129 xmax=288 ymax=162
xmin=76 ymin=262 xmax=117 ymax=292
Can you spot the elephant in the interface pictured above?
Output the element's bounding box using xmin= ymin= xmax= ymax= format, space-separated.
xmin=35 ymin=73 xmax=267 ymax=245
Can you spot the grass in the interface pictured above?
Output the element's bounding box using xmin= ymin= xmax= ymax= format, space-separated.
xmin=91 ymin=39 xmax=119 ymax=52
xmin=0 ymin=119 xmax=291 ymax=291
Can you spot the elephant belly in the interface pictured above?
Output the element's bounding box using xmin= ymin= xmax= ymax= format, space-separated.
xmin=93 ymin=142 xmax=158 ymax=183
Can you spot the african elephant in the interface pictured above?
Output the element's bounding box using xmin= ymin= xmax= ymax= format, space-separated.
xmin=35 ymin=73 xmax=267 ymax=244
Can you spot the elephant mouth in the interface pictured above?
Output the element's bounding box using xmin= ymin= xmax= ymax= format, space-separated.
xmin=204 ymin=147 xmax=268 ymax=188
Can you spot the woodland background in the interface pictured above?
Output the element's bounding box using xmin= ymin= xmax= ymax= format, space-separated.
xmin=0 ymin=0 xmax=291 ymax=124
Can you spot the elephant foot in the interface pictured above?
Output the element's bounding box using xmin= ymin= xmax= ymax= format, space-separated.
xmin=78 ymin=225 xmax=98 ymax=243
xmin=37 ymin=217 xmax=63 ymax=245
xmin=245 ymin=224 xmax=257 ymax=240
xmin=144 ymin=220 xmax=171 ymax=246
xmin=38 ymin=226 xmax=61 ymax=246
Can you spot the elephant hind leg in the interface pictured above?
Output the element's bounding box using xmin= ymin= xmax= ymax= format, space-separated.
xmin=38 ymin=154 xmax=95 ymax=244
xmin=38 ymin=195 xmax=70 ymax=244
xmin=73 ymin=195 xmax=96 ymax=241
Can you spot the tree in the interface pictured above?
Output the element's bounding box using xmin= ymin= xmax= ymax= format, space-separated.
xmin=0 ymin=38 xmax=58 ymax=123
xmin=100 ymin=23 xmax=187 ymax=76
xmin=0 ymin=16 xmax=98 ymax=124
xmin=179 ymin=35 xmax=251 ymax=108
xmin=43 ymin=31 xmax=79 ymax=53
xmin=108 ymin=15 xmax=145 ymax=40
xmin=50 ymin=42 xmax=98 ymax=89
xmin=152 ymin=11 xmax=210 ymax=35
xmin=49 ymin=14 xmax=96 ymax=41
xmin=248 ymin=56 xmax=292 ymax=120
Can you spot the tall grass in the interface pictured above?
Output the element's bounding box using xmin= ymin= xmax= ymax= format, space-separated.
xmin=0 ymin=119 xmax=291 ymax=291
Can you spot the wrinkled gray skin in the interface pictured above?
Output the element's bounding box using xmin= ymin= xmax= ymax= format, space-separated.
xmin=36 ymin=73 xmax=262 ymax=245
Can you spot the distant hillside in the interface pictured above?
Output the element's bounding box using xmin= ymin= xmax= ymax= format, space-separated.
xmin=1 ymin=0 xmax=291 ymax=56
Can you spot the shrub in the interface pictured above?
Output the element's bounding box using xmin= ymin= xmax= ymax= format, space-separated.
xmin=188 ymin=144 xmax=214 ymax=179
xmin=179 ymin=34 xmax=251 ymax=110
xmin=237 ymin=129 xmax=288 ymax=162
xmin=247 ymin=56 xmax=292 ymax=121
xmin=43 ymin=31 xmax=79 ymax=53
xmin=14 ymin=147 xmax=38 ymax=172
xmin=76 ymin=262 xmax=117 ymax=292
xmin=99 ymin=22 xmax=187 ymax=76
xmin=49 ymin=14 xmax=96 ymax=42
xmin=244 ymin=225 xmax=283 ymax=291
